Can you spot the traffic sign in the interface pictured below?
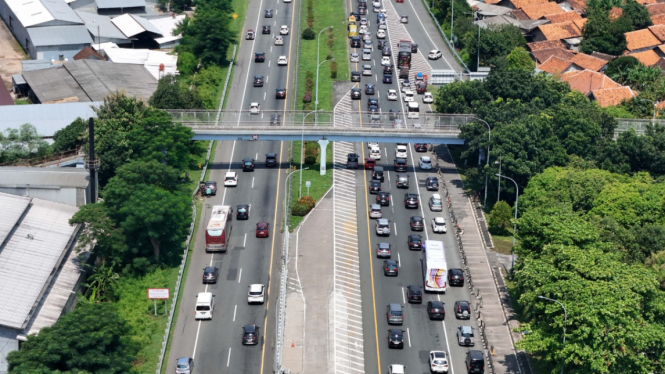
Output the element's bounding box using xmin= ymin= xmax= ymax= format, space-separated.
xmin=252 ymin=134 xmax=259 ymax=140
xmin=232 ymin=13 xmax=238 ymax=19
xmin=148 ymin=288 xmax=170 ymax=299
xmin=305 ymin=181 xmax=311 ymax=187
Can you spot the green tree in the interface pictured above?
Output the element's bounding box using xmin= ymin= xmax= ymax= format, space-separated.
xmin=580 ymin=6 xmax=632 ymax=55
xmin=157 ymin=0 xmax=192 ymax=12
xmin=488 ymin=200 xmax=513 ymax=235
xmin=0 ymin=124 xmax=50 ymax=164
xmin=177 ymin=51 xmax=198 ymax=75
xmin=149 ymin=74 xmax=203 ymax=109
xmin=622 ymin=0 xmax=652 ymax=30
xmin=191 ymin=65 xmax=224 ymax=109
xmin=604 ymin=56 xmax=641 ymax=84
xmin=70 ymin=203 xmax=129 ymax=266
xmin=84 ymin=262 xmax=120 ymax=302
xmin=7 ymin=303 xmax=138 ymax=374
xmin=506 ymin=47 xmax=535 ymax=72
xmin=462 ymin=24 xmax=526 ymax=68
xmin=176 ymin=0 xmax=236 ymax=66
xmin=52 ymin=117 xmax=87 ymax=153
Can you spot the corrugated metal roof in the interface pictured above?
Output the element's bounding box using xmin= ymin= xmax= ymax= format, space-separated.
xmin=151 ymin=14 xmax=185 ymax=45
xmin=96 ymin=0 xmax=145 ymax=9
xmin=0 ymin=193 xmax=31 ymax=248
xmin=0 ymin=167 xmax=90 ymax=188
xmin=27 ymin=25 xmax=93 ymax=47
xmin=0 ymin=194 xmax=78 ymax=330
xmin=22 ymin=65 xmax=92 ymax=103
xmin=105 ymin=47 xmax=150 ymax=64
xmin=40 ymin=0 xmax=83 ymax=24
xmin=22 ymin=59 xmax=56 ymax=71
xmin=75 ymin=10 xmax=130 ymax=41
xmin=112 ymin=13 xmax=162 ymax=38
xmin=0 ymin=101 xmax=101 ymax=137
xmin=4 ymin=0 xmax=55 ymax=27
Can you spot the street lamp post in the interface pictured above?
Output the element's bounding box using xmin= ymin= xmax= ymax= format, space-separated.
xmin=495 ymin=173 xmax=518 ymax=269
xmin=286 ymin=167 xmax=309 ymax=231
xmin=474 ymin=118 xmax=491 ymax=208
xmin=315 ymin=26 xmax=333 ymax=122
xmin=537 ymin=296 xmax=567 ymax=374
xmin=315 ymin=58 xmax=333 ymax=123
xmin=495 ymin=154 xmax=502 ymax=202
xmin=636 ymin=98 xmax=659 ymax=126
xmin=300 ymin=111 xmax=318 ymax=198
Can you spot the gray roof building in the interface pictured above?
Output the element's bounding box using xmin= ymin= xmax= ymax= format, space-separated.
xmin=96 ymin=0 xmax=146 ymax=9
xmin=75 ymin=10 xmax=132 ymax=45
xmin=27 ymin=24 xmax=93 ymax=47
xmin=0 ymin=167 xmax=91 ymax=206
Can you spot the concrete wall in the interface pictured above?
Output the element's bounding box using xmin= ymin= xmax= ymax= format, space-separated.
xmin=0 ymin=186 xmax=87 ymax=207
xmin=34 ymin=43 xmax=91 ymax=61
xmin=0 ymin=0 xmax=30 ymax=56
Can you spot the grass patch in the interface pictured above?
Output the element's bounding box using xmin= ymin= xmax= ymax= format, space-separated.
xmin=492 ymin=235 xmax=516 ymax=255
xmin=289 ymin=141 xmax=333 ymax=231
xmin=14 ymin=98 xmax=29 ymax=105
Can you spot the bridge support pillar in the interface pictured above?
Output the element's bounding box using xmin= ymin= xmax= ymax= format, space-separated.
xmin=318 ymin=139 xmax=329 ymax=176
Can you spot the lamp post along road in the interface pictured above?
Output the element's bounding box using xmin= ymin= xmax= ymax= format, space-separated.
xmin=300 ymin=111 xmax=318 ymax=198
xmin=538 ymin=296 xmax=567 ymax=374
xmin=315 ymin=58 xmax=333 ymax=123
xmin=315 ymin=26 xmax=334 ymax=123
xmin=496 ymin=154 xmax=502 ymax=202
xmin=474 ymin=118 xmax=491 ymax=208
xmin=495 ymin=174 xmax=518 ymax=269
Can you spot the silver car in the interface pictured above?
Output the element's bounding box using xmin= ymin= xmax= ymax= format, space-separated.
xmin=350 ymin=53 xmax=360 ymax=63
xmin=429 ymin=194 xmax=443 ymax=211
xmin=376 ymin=242 xmax=391 ymax=258
xmin=369 ymin=204 xmax=382 ymax=218
xmin=457 ymin=325 xmax=475 ymax=346
xmin=376 ymin=218 xmax=391 ymax=236
xmin=176 ymin=357 xmax=193 ymax=374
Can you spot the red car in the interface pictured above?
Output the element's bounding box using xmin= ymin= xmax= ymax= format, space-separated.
xmin=256 ymin=222 xmax=270 ymax=238
xmin=365 ymin=157 xmax=376 ymax=170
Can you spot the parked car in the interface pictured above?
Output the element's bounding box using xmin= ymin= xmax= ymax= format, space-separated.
xmin=203 ymin=181 xmax=217 ymax=196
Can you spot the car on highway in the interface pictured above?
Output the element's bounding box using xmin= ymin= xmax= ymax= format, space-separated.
xmin=388 ymin=364 xmax=405 ymax=374
xmin=410 ymin=216 xmax=424 ymax=231
xmin=362 ymin=64 xmax=372 ymax=76
xmin=428 ymin=49 xmax=443 ymax=60
xmin=423 ymin=92 xmax=434 ymax=103
xmin=381 ymin=56 xmax=391 ymax=66
xmin=370 ymin=147 xmax=381 ymax=160
xmin=382 ymin=46 xmax=391 ymax=56
xmin=408 ymin=234 xmax=422 ymax=250
xmin=237 ymin=204 xmax=249 ymax=219
xmin=369 ymin=204 xmax=382 ymax=218
xmin=224 ymin=172 xmax=238 ymax=186
xmin=266 ymin=153 xmax=278 ymax=167
xmin=384 ymin=259 xmax=399 ymax=276
xmin=203 ymin=181 xmax=217 ymax=196
xmin=248 ymin=284 xmax=265 ymax=304
xmin=242 ymin=325 xmax=260 ymax=345
xmin=394 ymin=158 xmax=407 ymax=172
xmin=194 ymin=292 xmax=214 ymax=320
xmin=401 ymin=78 xmax=410 ymax=92
xmin=400 ymin=14 xmax=408 ymax=23
xmin=254 ymin=52 xmax=265 ymax=62
xmin=406 ymin=285 xmax=423 ymax=303
xmin=270 ymin=114 xmax=281 ymax=126
xmin=365 ymin=157 xmax=377 ymax=169
xmin=377 ymin=191 xmax=390 ymax=205
xmin=367 ymin=97 xmax=379 ymax=109
xmin=274 ymin=35 xmax=284 ymax=45
xmin=365 ymin=83 xmax=375 ymax=95
xmin=368 ymin=141 xmax=379 ymax=149
xmin=351 ymin=88 xmax=362 ymax=99
xmin=256 ymin=222 xmax=269 ymax=237
xmin=426 ymin=176 xmax=439 ymax=190
xmin=387 ymin=329 xmax=404 ymax=348
xmin=454 ymin=300 xmax=472 ymax=319
xmin=359 ymin=25 xmax=368 ymax=35
xmin=347 ymin=152 xmax=359 ymax=168
xmin=387 ymin=89 xmax=398 ymax=100
xmin=249 ymin=102 xmax=260 ymax=114
xmin=384 ymin=63 xmax=394 ymax=74
xmin=376 ymin=242 xmax=391 ymax=257
xmin=372 ymin=0 xmax=380 ymax=7
xmin=378 ymin=20 xmax=387 ymax=29
xmin=277 ymin=56 xmax=288 ymax=66
xmin=246 ymin=29 xmax=255 ymax=40
xmin=351 ymin=11 xmax=360 ymax=18
xmin=175 ymin=357 xmax=194 ymax=374
xmin=457 ymin=325 xmax=475 ymax=346
xmin=415 ymin=143 xmax=428 ymax=152
xmin=377 ymin=29 xmax=386 ymax=38
xmin=284 ymin=0 xmax=292 ymax=3
xmin=419 ymin=156 xmax=432 ymax=169
xmin=431 ymin=217 xmax=447 ymax=233
xmin=448 ymin=268 xmax=465 ymax=286
xmin=242 ymin=157 xmax=255 ymax=171
xmin=369 ymin=179 xmax=382 ymax=194
xmin=262 ymin=25 xmax=270 ymax=34
xmin=378 ymin=40 xmax=386 ymax=49
xmin=279 ymin=25 xmax=289 ymax=35
xmin=351 ymin=71 xmax=361 ymax=82
xmin=372 ymin=165 xmax=385 ymax=180
xmin=383 ymin=74 xmax=392 ymax=83
xmin=411 ymin=43 xmax=418 ymax=53
xmin=275 ymin=88 xmax=287 ymax=99
xmin=429 ymin=194 xmax=443 ymax=211
xmin=202 ymin=266 xmax=219 ymax=284
xmin=363 ymin=39 xmax=373 ymax=49
xmin=404 ymin=193 xmax=419 ymax=208
xmin=403 ymin=89 xmax=414 ymax=102
xmin=466 ymin=350 xmax=485 ymax=373
xmin=264 ymin=9 xmax=273 ymax=17
xmin=386 ymin=304 xmax=404 ymax=325
xmin=429 ymin=351 xmax=450 ymax=373
xmin=376 ymin=219 xmax=391 ymax=236
xmin=427 ymin=300 xmax=445 ymax=320
xmin=253 ymin=75 xmax=264 ymax=87
xmin=360 ymin=17 xmax=369 ymax=25
xmin=350 ymin=36 xmax=361 ymax=48
xmin=395 ymin=145 xmax=407 ymax=158
xmin=350 ymin=53 xmax=360 ymax=62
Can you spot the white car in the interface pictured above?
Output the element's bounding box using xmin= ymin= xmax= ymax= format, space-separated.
xmin=378 ymin=21 xmax=387 ymax=30
xmin=224 ymin=172 xmax=238 ymax=187
xmin=403 ymin=89 xmax=414 ymax=102
xmin=368 ymin=142 xmax=379 ymax=149
xmin=249 ymin=102 xmax=260 ymax=114
xmin=360 ymin=17 xmax=369 ymax=26
xmin=381 ymin=56 xmax=391 ymax=66
xmin=362 ymin=49 xmax=372 ymax=61
xmin=283 ymin=0 xmax=291 ymax=2
xmin=429 ymin=351 xmax=450 ymax=373
xmin=423 ymin=92 xmax=434 ymax=103
xmin=369 ymin=204 xmax=382 ymax=218
xmin=388 ymin=365 xmax=405 ymax=374
xmin=431 ymin=217 xmax=447 ymax=233
xmin=372 ymin=0 xmax=380 ymax=7
xmin=370 ymin=147 xmax=381 ymax=160
xmin=350 ymin=53 xmax=360 ymax=62
xmin=419 ymin=156 xmax=432 ymax=169
xmin=274 ymin=35 xmax=284 ymax=45
xmin=395 ymin=145 xmax=407 ymax=158
xmin=387 ymin=89 xmax=398 ymax=101
xmin=247 ymin=284 xmax=266 ymax=304
xmin=377 ymin=29 xmax=386 ymax=39
xmin=428 ymin=49 xmax=443 ymax=60
xmin=359 ymin=25 xmax=368 ymax=35
xmin=362 ymin=64 xmax=372 ymax=76
xmin=363 ymin=33 xmax=371 ymax=41
xmin=280 ymin=25 xmax=289 ymax=35
xmin=277 ymin=56 xmax=288 ymax=66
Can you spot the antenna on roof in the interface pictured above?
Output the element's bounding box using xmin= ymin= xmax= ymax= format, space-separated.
xmin=27 ymin=234 xmax=34 ymax=239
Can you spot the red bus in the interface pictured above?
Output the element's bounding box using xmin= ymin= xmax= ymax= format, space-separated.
xmin=205 ymin=205 xmax=233 ymax=252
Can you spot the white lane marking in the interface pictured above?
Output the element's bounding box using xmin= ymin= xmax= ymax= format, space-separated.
xmin=233 ymin=305 xmax=237 ymax=321
xmin=252 ymin=177 xmax=255 ymax=188
xmin=266 ymin=75 xmax=269 ymax=83
xmin=264 ymin=92 xmax=267 ymax=100
xmin=375 ymin=74 xmax=378 ymax=81
xmin=378 ymin=90 xmax=380 ymax=99
xmin=397 ymin=252 xmax=401 ymax=267
xmin=387 ymin=170 xmax=391 ymax=186
xmin=393 ymin=222 xmax=397 ymax=236
xmin=401 ymin=286 xmax=406 ymax=304
xmin=271 ymin=46 xmax=273 ymax=53
xmin=406 ymin=0 xmax=452 ymax=70
xmin=269 ymin=60 xmax=271 ymax=67
xmin=255 ymin=153 xmax=258 ymax=159
xmin=407 ymin=328 xmax=412 ymax=347
xmin=238 ymin=268 xmax=242 ymax=284
xmin=227 ymin=348 xmax=231 ymax=367
xmin=244 ymin=233 xmax=247 ymax=247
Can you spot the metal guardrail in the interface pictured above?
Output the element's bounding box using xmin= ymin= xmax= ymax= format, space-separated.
xmin=421 ymin=0 xmax=471 ymax=74
xmin=155 ymin=44 xmax=237 ymax=374
xmin=614 ymin=119 xmax=665 ymax=136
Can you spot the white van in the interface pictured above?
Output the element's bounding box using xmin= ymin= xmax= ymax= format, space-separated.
xmin=195 ymin=292 xmax=215 ymax=320
xmin=407 ymin=102 xmax=420 ymax=119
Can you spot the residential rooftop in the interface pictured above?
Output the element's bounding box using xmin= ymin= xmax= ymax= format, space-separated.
xmin=591 ymin=86 xmax=637 ymax=107
xmin=570 ymin=53 xmax=607 ymax=71
xmin=561 ymin=70 xmax=622 ymax=95
xmin=624 ymin=28 xmax=660 ymax=51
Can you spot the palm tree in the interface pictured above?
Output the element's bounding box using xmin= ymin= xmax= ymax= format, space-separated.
xmin=84 ymin=262 xmax=120 ymax=303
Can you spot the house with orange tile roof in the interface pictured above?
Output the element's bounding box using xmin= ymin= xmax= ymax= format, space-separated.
xmin=609 ymin=7 xmax=623 ymax=20
xmin=561 ymin=70 xmax=622 ymax=95
xmin=648 ymin=25 xmax=665 ymax=42
xmin=656 ymin=44 xmax=665 ymax=54
xmin=508 ymin=0 xmax=547 ymax=9
xmin=590 ymin=86 xmax=637 ymax=107
xmin=511 ymin=9 xmax=531 ymax=20
xmin=570 ymin=53 xmax=608 ymax=71
xmin=528 ymin=40 xmax=566 ymax=51
xmin=572 ymin=18 xmax=588 ymax=30
xmin=629 ymin=49 xmax=661 ymax=66
xmin=647 ymin=3 xmax=665 ymax=16
xmin=625 ymin=29 xmax=661 ymax=52
xmin=538 ymin=55 xmax=576 ymax=74
xmin=532 ymin=21 xmax=582 ymax=41
xmin=532 ymin=47 xmax=576 ymax=63
xmin=652 ymin=14 xmax=665 ymax=25
xmin=545 ymin=11 xmax=582 ymax=23
xmin=521 ymin=2 xmax=564 ymax=19
xmin=637 ymin=0 xmax=657 ymax=4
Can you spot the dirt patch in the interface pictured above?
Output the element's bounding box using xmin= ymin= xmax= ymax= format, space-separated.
xmin=0 ymin=19 xmax=27 ymax=89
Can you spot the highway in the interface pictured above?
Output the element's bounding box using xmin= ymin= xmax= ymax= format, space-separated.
xmin=165 ymin=0 xmax=299 ymax=372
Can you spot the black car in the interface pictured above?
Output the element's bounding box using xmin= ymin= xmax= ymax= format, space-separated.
xmin=203 ymin=181 xmax=217 ymax=196
xmin=350 ymin=11 xmax=360 ymax=18
xmin=242 ymin=157 xmax=255 ymax=171
xmin=377 ymin=191 xmax=390 ymax=206
xmin=378 ymin=40 xmax=387 ymax=49
xmin=410 ymin=216 xmax=424 ymax=231
xmin=426 ymin=176 xmax=439 ymax=191
xmin=359 ymin=6 xmax=366 ymax=14
xmin=262 ymin=25 xmax=270 ymax=34
xmin=404 ymin=193 xmax=419 ymax=208
xmin=270 ymin=114 xmax=282 ymax=126
xmin=264 ymin=9 xmax=273 ymax=17
xmin=351 ymin=88 xmax=362 ymax=100
xmin=383 ymin=259 xmax=398 ymax=276
xmin=365 ymin=83 xmax=375 ymax=95
xmin=253 ymin=75 xmax=264 ymax=87
xmin=369 ymin=105 xmax=378 ymax=113
xmin=383 ymin=74 xmax=392 ymax=84
xmin=427 ymin=300 xmax=445 ymax=320
xmin=411 ymin=43 xmax=418 ymax=53
xmin=383 ymin=64 xmax=394 ymax=75
xmin=255 ymin=52 xmax=265 ymax=62
xmin=454 ymin=300 xmax=472 ymax=319
xmin=237 ymin=204 xmax=249 ymax=219
xmin=382 ymin=46 xmax=391 ymax=56
xmin=415 ymin=143 xmax=428 ymax=152
xmin=275 ymin=88 xmax=286 ymax=99
xmin=369 ymin=179 xmax=382 ymax=194
xmin=367 ymin=98 xmax=379 ymax=109
xmin=387 ymin=329 xmax=404 ymax=348
xmin=350 ymin=36 xmax=361 ymax=48
xmin=351 ymin=71 xmax=361 ymax=82
xmin=242 ymin=325 xmax=260 ymax=345
xmin=347 ymin=153 xmax=359 ymax=169
xmin=261 ymin=155 xmax=276 ymax=169
xmin=407 ymin=234 xmax=422 ymax=250
xmin=202 ymin=266 xmax=219 ymax=284
xmin=394 ymin=158 xmax=407 ymax=172
xmin=407 ymin=285 xmax=423 ymax=303
xmin=448 ymin=268 xmax=465 ymax=286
